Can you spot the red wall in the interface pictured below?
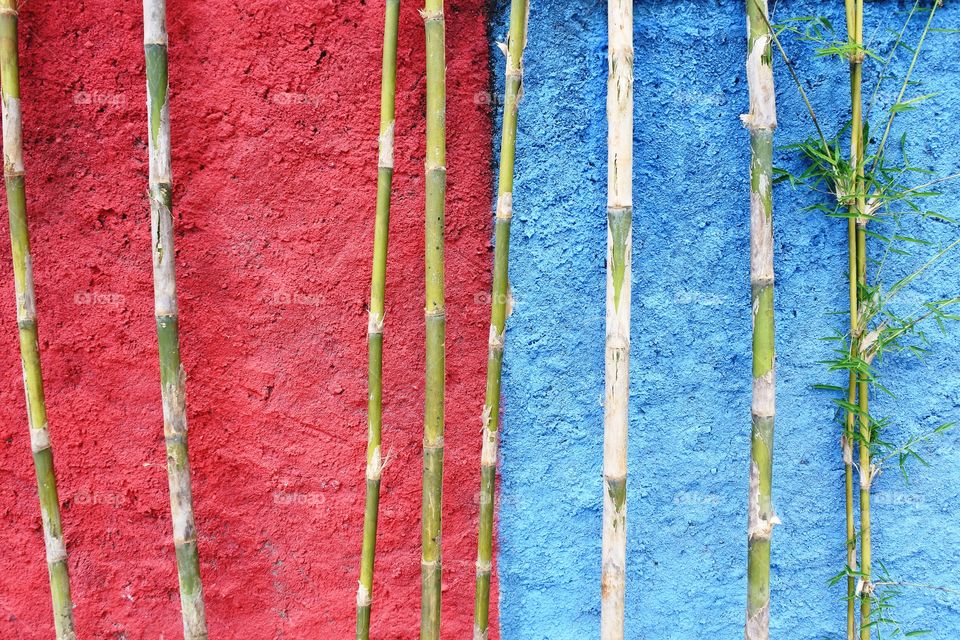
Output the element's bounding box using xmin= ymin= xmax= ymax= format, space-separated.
xmin=0 ymin=1 xmax=496 ymax=637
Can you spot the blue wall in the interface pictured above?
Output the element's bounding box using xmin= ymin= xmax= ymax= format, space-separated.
xmin=492 ymin=1 xmax=960 ymax=638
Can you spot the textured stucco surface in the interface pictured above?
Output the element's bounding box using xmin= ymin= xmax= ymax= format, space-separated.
xmin=0 ymin=1 xmax=495 ymax=637
xmin=494 ymin=1 xmax=960 ymax=638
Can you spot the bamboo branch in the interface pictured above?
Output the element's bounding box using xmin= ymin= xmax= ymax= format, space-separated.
xmin=743 ymin=1 xmax=778 ymax=639
xmin=420 ymin=1 xmax=446 ymax=637
xmin=0 ymin=3 xmax=76 ymax=637
xmin=473 ymin=2 xmax=529 ymax=639
xmin=356 ymin=2 xmax=400 ymax=638
xmin=142 ymin=1 xmax=207 ymax=637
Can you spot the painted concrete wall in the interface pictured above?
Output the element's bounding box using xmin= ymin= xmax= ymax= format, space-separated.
xmin=494 ymin=1 xmax=960 ymax=638
xmin=1 ymin=1 xmax=959 ymax=638
xmin=0 ymin=1 xmax=497 ymax=638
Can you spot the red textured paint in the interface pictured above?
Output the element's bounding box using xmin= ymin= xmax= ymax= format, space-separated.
xmin=0 ymin=1 xmax=497 ymax=637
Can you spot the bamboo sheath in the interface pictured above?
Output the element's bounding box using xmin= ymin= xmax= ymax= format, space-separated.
xmin=356 ymin=2 xmax=400 ymax=638
xmin=472 ymin=2 xmax=529 ymax=639
xmin=143 ymin=1 xmax=208 ymax=637
xmin=601 ymin=1 xmax=633 ymax=637
xmin=743 ymin=1 xmax=778 ymax=638
xmin=0 ymin=3 xmax=76 ymax=637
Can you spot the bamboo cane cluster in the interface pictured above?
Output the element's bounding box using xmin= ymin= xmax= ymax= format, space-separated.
xmin=2 ymin=2 xmax=956 ymax=639
xmin=770 ymin=1 xmax=952 ymax=638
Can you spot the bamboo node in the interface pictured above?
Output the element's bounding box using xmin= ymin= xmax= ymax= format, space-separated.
xmin=173 ymin=532 xmax=198 ymax=546
xmin=422 ymin=438 xmax=444 ymax=452
xmin=424 ymin=307 xmax=446 ymax=320
xmin=419 ymin=8 xmax=444 ymax=23
xmin=368 ymin=310 xmax=384 ymax=336
xmin=487 ymin=324 xmax=505 ymax=351
xmin=496 ymin=192 xmax=513 ymax=221
xmin=745 ymin=603 xmax=770 ymax=640
xmin=742 ymin=34 xmax=777 ymax=131
xmin=44 ymin=531 xmax=68 ymax=564
xmin=378 ymin=121 xmax=395 ymax=170
xmin=0 ymin=7 xmax=18 ymax=16
xmin=473 ymin=623 xmax=490 ymax=640
xmin=29 ymin=425 xmax=51 ymax=453
xmin=841 ymin=436 xmax=854 ymax=465
xmin=356 ymin=581 xmax=372 ymax=608
xmin=366 ymin=445 xmax=385 ymax=481
xmin=480 ymin=422 xmax=498 ymax=466
xmin=855 ymin=578 xmax=874 ymax=596
xmin=859 ymin=325 xmax=883 ymax=364
xmin=475 ymin=558 xmax=492 ymax=575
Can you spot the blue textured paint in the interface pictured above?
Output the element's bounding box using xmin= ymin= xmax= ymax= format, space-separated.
xmin=492 ymin=1 xmax=960 ymax=638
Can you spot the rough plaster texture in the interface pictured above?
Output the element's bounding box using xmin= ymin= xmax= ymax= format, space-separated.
xmin=494 ymin=1 xmax=960 ymax=638
xmin=0 ymin=1 xmax=495 ymax=637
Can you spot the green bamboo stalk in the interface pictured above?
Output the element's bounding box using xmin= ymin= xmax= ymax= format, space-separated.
xmin=743 ymin=1 xmax=778 ymax=639
xmin=142 ymin=1 xmax=207 ymax=637
xmin=420 ymin=0 xmax=446 ymax=638
xmin=843 ymin=1 xmax=861 ymax=638
xmin=0 ymin=3 xmax=76 ymax=637
xmin=601 ymin=1 xmax=633 ymax=637
xmin=473 ymin=2 xmax=529 ymax=639
xmin=844 ymin=2 xmax=874 ymax=637
xmin=356 ymin=1 xmax=400 ymax=638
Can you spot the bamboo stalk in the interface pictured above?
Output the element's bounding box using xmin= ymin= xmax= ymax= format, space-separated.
xmin=473 ymin=2 xmax=529 ymax=639
xmin=142 ymin=1 xmax=207 ymax=637
xmin=602 ymin=1 xmax=632 ymax=637
xmin=844 ymin=1 xmax=873 ymax=637
xmin=420 ymin=0 xmax=446 ymax=637
xmin=355 ymin=2 xmax=399 ymax=638
xmin=0 ymin=3 xmax=76 ymax=637
xmin=843 ymin=1 xmax=861 ymax=638
xmin=742 ymin=1 xmax=778 ymax=639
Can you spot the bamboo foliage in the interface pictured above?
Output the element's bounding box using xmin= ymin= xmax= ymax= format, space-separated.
xmin=743 ymin=1 xmax=778 ymax=639
xmin=142 ymin=1 xmax=208 ymax=637
xmin=602 ymin=1 xmax=632 ymax=637
xmin=473 ymin=2 xmax=529 ymax=639
xmin=0 ymin=3 xmax=77 ymax=638
xmin=356 ymin=2 xmax=400 ymax=638
xmin=420 ymin=0 xmax=446 ymax=637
